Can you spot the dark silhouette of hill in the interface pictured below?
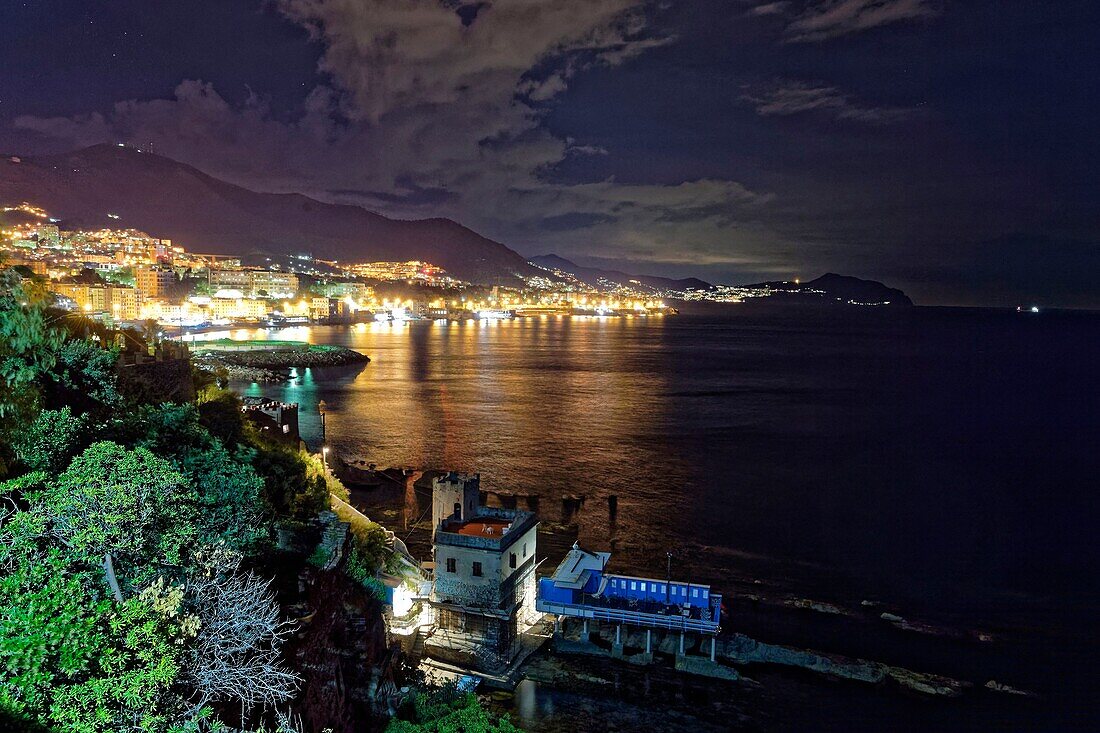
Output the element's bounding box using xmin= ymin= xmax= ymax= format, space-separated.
xmin=530 ymin=253 xmax=712 ymax=293
xmin=0 ymin=144 xmax=537 ymax=284
xmin=745 ymin=273 xmax=913 ymax=306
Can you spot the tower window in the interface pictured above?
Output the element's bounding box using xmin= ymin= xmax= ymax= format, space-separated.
xmin=446 ymin=557 xmax=456 ymax=573
xmin=509 ymin=553 xmax=517 ymax=569
xmin=473 ymin=562 xmax=483 ymax=577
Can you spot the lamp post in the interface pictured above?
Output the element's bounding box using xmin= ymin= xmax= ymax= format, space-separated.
xmin=317 ymin=399 xmax=327 ymax=443
xmin=322 ymin=445 xmax=330 ymax=474
xmin=666 ymin=551 xmax=673 ymax=604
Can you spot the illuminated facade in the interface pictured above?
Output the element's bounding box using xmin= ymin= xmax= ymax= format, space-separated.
xmin=135 ymin=266 xmax=176 ymax=298
xmin=51 ymin=283 xmax=139 ymax=320
xmin=429 ymin=473 xmax=539 ymax=667
xmin=209 ymin=269 xmax=299 ymax=298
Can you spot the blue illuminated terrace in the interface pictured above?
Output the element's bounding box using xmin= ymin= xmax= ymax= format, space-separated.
xmin=536 ymin=544 xmax=722 ymax=634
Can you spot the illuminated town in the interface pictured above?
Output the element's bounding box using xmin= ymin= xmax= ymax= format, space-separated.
xmin=1 ymin=201 xmax=677 ymax=329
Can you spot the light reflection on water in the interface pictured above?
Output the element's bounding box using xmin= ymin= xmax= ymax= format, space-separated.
xmin=224 ymin=312 xmax=1100 ymax=616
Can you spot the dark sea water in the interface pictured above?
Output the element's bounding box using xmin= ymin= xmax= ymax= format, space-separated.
xmin=221 ymin=306 xmax=1100 ymax=729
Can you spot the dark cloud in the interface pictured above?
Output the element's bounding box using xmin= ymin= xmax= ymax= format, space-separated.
xmin=743 ymin=81 xmax=919 ymax=123
xmin=4 ymin=0 xmax=1097 ymax=306
xmin=749 ymin=2 xmax=792 ymax=17
xmin=13 ymin=0 xmax=773 ymax=277
xmin=785 ymin=0 xmax=940 ymax=42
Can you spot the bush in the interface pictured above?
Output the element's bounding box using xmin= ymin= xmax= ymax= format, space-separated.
xmin=37 ymin=441 xmax=198 ymax=576
xmin=386 ymin=685 xmax=523 ymax=733
xmin=11 ymin=406 xmax=87 ymax=474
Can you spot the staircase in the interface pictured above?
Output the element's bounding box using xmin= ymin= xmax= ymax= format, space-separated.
xmin=411 ymin=624 xmax=436 ymax=658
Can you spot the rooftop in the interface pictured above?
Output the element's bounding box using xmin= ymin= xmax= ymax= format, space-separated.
xmin=436 ymin=506 xmax=537 ymax=550
xmin=448 ymin=517 xmax=511 ymax=538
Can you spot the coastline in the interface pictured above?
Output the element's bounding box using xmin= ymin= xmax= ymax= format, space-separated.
xmin=194 ymin=341 xmax=369 ymax=382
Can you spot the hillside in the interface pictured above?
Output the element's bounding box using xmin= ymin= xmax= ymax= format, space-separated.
xmin=0 ymin=144 xmax=538 ymax=284
xmin=530 ymin=253 xmax=712 ymax=294
xmin=745 ymin=273 xmax=913 ymax=306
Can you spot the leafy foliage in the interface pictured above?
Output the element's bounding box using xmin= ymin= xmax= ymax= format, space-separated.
xmin=386 ymin=686 xmax=522 ymax=733
xmin=37 ymin=442 xmax=198 ymax=578
xmin=46 ymin=338 xmax=123 ymax=414
xmin=10 ymin=406 xmax=87 ymax=474
xmin=248 ymin=430 xmax=331 ymax=519
xmin=0 ymin=271 xmax=64 ymax=421
xmin=0 ymin=272 xmax=370 ymax=731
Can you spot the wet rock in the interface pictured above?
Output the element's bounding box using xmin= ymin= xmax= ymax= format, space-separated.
xmin=721 ymin=634 xmax=886 ymax=684
xmin=886 ymin=667 xmax=970 ymax=697
xmin=985 ymin=680 xmax=1038 ymax=698
xmin=784 ymin=598 xmax=849 ymax=616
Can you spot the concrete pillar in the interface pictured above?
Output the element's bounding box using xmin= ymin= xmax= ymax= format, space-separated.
xmin=582 ymin=619 xmax=588 ymax=636
xmin=645 ymin=629 xmax=651 ymax=655
xmin=615 ymin=625 xmax=621 ymax=645
xmin=710 ymin=637 xmax=716 ymax=662
xmin=679 ymin=632 xmax=685 ymax=656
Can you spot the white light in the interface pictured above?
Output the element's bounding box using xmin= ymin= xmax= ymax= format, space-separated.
xmin=1030 ymin=306 xmax=1039 ymax=313
xmin=392 ymin=584 xmax=414 ymax=617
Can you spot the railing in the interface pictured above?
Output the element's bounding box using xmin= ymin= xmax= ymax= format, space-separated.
xmin=536 ymin=598 xmax=721 ymax=634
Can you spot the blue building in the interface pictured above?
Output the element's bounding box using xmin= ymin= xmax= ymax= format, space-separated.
xmin=537 ymin=543 xmax=722 ymax=635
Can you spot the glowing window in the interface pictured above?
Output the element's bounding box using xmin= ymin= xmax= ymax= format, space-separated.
xmin=630 ymin=581 xmax=637 ymax=591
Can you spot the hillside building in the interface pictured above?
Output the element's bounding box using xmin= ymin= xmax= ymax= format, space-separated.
xmin=428 ymin=473 xmax=539 ymax=667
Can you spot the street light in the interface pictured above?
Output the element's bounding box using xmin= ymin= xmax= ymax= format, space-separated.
xmin=317 ymin=399 xmax=327 ymax=442
xmin=321 ymin=445 xmax=330 ymax=473
xmin=666 ymin=551 xmax=673 ymax=604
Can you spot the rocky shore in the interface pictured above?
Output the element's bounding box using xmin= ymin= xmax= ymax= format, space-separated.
xmin=552 ymin=619 xmax=1035 ymax=701
xmin=194 ymin=344 xmax=369 ymax=382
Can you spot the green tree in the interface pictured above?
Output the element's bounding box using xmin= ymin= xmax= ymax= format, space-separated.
xmin=10 ymin=406 xmax=88 ymax=474
xmin=36 ymin=442 xmax=198 ymax=577
xmin=46 ymin=339 xmax=123 ymax=415
xmin=247 ymin=431 xmax=330 ymax=519
xmin=386 ymin=687 xmax=523 ymax=733
xmin=121 ymin=403 xmax=266 ymax=552
xmin=0 ymin=270 xmax=65 ymax=421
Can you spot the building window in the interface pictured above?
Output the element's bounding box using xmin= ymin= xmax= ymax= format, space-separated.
xmin=630 ymin=581 xmax=637 ymax=591
xmin=659 ymin=584 xmax=665 ymax=594
xmin=523 ymin=542 xmax=527 ymax=558
xmin=702 ymin=589 xmax=709 ymax=599
xmin=473 ymin=561 xmax=482 ymax=577
xmin=446 ymin=558 xmax=456 ymax=573
xmin=453 ymin=502 xmax=461 ymax=517
xmin=509 ymin=553 xmax=517 ymax=569
xmin=692 ymin=588 xmax=699 ymax=598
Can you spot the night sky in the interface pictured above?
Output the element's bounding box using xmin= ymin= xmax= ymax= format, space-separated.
xmin=2 ymin=0 xmax=1098 ymax=306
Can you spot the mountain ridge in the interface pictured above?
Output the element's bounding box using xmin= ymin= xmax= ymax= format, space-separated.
xmin=0 ymin=144 xmax=538 ymax=284
xmin=530 ymin=253 xmax=712 ymax=294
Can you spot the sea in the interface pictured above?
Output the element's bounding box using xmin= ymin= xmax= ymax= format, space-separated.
xmin=212 ymin=305 xmax=1100 ymax=730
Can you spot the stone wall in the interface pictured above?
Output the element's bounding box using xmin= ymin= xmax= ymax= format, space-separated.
xmin=117 ymin=357 xmax=195 ymax=404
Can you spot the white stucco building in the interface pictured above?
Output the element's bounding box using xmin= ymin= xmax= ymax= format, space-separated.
xmin=428 ymin=473 xmax=539 ymax=667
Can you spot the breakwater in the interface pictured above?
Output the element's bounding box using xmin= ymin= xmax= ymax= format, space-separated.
xmin=195 ymin=342 xmax=369 ymax=381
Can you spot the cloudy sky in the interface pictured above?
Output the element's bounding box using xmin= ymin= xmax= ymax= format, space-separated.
xmin=2 ymin=0 xmax=1098 ymax=306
